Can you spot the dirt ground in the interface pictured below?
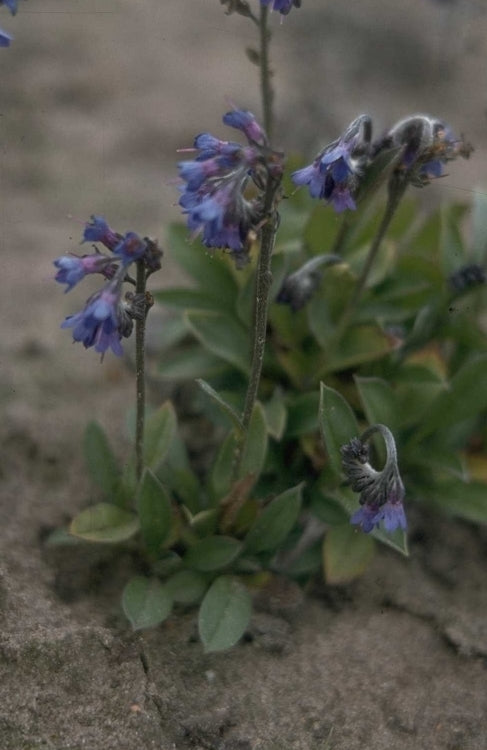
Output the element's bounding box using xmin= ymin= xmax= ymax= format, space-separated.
xmin=1 ymin=1 xmax=486 ymax=748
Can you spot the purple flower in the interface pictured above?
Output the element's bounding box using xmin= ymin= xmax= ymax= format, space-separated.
xmin=378 ymin=115 xmax=472 ymax=188
xmin=341 ymin=426 xmax=407 ymax=534
xmin=178 ymin=107 xmax=281 ymax=266
xmin=113 ymin=232 xmax=147 ymax=266
xmin=292 ymin=115 xmax=372 ymax=213
xmin=1 ymin=0 xmax=17 ymax=16
xmin=61 ymin=276 xmax=125 ymax=357
xmin=54 ymin=254 xmax=117 ymax=292
xmin=260 ymin=0 xmax=301 ymax=15
xmin=0 ymin=28 xmax=12 ymax=46
xmin=223 ymin=109 xmax=267 ymax=146
xmin=83 ymin=215 xmax=121 ymax=251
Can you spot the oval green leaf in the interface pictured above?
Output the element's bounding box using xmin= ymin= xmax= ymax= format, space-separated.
xmin=69 ymin=502 xmax=139 ymax=543
xmin=184 ymin=536 xmax=243 ymax=572
xmin=83 ymin=421 xmax=120 ymax=497
xmin=137 ymin=469 xmax=174 ymax=557
xmin=144 ymin=401 xmax=177 ymax=471
xmin=122 ymin=576 xmax=173 ymax=630
xmin=244 ymin=484 xmax=303 ymax=554
xmin=319 ymin=383 xmax=360 ymax=476
xmin=323 ymin=524 xmax=375 ymax=584
xmin=198 ymin=575 xmax=252 ymax=652
xmin=165 ymin=570 xmax=208 ymax=605
xmin=238 ymin=401 xmax=268 ymax=482
xmin=185 ymin=310 xmax=250 ymax=375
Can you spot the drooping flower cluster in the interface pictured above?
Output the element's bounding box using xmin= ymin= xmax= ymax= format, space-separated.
xmin=341 ymin=425 xmax=407 ymax=534
xmin=292 ymin=115 xmax=373 ymax=213
xmin=376 ymin=114 xmax=473 ymax=188
xmin=0 ymin=0 xmax=19 ymax=47
xmin=260 ymin=0 xmax=302 ymax=15
xmin=54 ymin=216 xmax=162 ymax=357
xmin=178 ymin=107 xmax=283 ymax=268
xmin=293 ymin=113 xmax=471 ymax=213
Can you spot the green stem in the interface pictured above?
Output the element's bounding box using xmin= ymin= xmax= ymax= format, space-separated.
xmin=333 ymin=180 xmax=408 ymax=344
xmin=259 ymin=5 xmax=273 ymax=139
xmin=135 ymin=260 xmax=147 ymax=484
xmin=233 ymin=176 xmax=280 ymax=479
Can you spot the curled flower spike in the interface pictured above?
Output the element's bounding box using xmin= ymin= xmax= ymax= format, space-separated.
xmin=261 ymin=0 xmax=302 ymax=15
xmin=292 ymin=114 xmax=372 ymax=213
xmin=376 ymin=114 xmax=472 ymax=189
xmin=341 ymin=424 xmax=407 ymax=534
xmin=178 ymin=107 xmax=283 ymax=267
xmin=276 ymin=254 xmax=342 ymax=311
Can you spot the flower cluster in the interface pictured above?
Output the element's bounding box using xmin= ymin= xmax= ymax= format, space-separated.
xmin=261 ymin=0 xmax=302 ymax=15
xmin=54 ymin=216 xmax=162 ymax=357
xmin=0 ymin=0 xmax=18 ymax=47
xmin=376 ymin=114 xmax=473 ymax=188
xmin=293 ymin=113 xmax=471 ymax=213
xmin=292 ymin=115 xmax=372 ymax=213
xmin=341 ymin=425 xmax=407 ymax=534
xmin=178 ymin=107 xmax=283 ymax=268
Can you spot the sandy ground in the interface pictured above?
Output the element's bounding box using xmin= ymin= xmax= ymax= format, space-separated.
xmin=1 ymin=1 xmax=486 ymax=748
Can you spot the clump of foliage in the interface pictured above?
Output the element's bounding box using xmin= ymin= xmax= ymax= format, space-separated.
xmin=46 ymin=1 xmax=486 ymax=652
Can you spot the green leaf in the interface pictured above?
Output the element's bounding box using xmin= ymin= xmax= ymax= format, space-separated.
xmin=83 ymin=421 xmax=120 ymax=497
xmin=196 ymin=379 xmax=243 ymax=433
xmin=323 ymin=524 xmax=375 ymax=584
xmin=137 ymin=469 xmax=174 ymax=557
xmin=122 ymin=576 xmax=173 ymax=630
xmin=238 ymin=401 xmax=268 ymax=482
xmin=209 ymin=431 xmax=238 ymax=501
xmin=184 ymin=536 xmax=243 ymax=572
xmin=354 ymin=376 xmax=399 ymax=433
xmin=154 ymin=287 xmax=225 ymax=312
xmin=198 ymin=575 xmax=252 ymax=652
xmin=69 ymin=502 xmax=139 ymax=543
xmin=144 ymin=401 xmax=178 ymax=471
xmin=427 ymin=478 xmax=487 ymax=525
xmin=286 ymin=392 xmax=320 ymax=437
xmin=166 ymin=223 xmax=238 ymax=308
xmin=165 ymin=570 xmax=208 ymax=605
xmin=158 ymin=347 xmax=229 ymax=380
xmin=44 ymin=527 xmax=83 ymax=547
xmin=262 ymin=388 xmax=287 ymax=440
xmin=319 ymin=383 xmax=360 ymax=475
xmin=244 ymin=484 xmax=303 ymax=554
xmin=439 ymin=204 xmax=467 ymax=276
xmin=471 ymin=192 xmax=487 ymax=264
xmin=371 ymin=525 xmax=409 ymax=557
xmin=185 ymin=310 xmax=250 ymax=374
xmin=416 ymin=354 xmax=487 ymax=441
xmin=324 ymin=324 xmax=393 ymax=373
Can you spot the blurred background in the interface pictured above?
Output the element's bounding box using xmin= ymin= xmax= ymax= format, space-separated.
xmin=1 ymin=0 xmax=486 ymax=423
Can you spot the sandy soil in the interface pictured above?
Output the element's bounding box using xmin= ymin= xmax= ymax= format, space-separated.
xmin=1 ymin=1 xmax=486 ymax=748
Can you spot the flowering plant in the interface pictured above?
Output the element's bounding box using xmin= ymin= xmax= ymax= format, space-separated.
xmin=44 ymin=1 xmax=486 ymax=652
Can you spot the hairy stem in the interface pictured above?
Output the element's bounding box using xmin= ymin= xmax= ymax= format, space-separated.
xmin=333 ymin=180 xmax=407 ymax=343
xmin=135 ymin=261 xmax=147 ymax=484
xmin=259 ymin=5 xmax=273 ymax=139
xmin=233 ymin=176 xmax=280 ymax=479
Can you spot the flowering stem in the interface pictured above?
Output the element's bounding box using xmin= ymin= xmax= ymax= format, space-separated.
xmin=135 ymin=261 xmax=147 ymax=484
xmin=259 ymin=5 xmax=273 ymax=140
xmin=233 ymin=176 xmax=280 ymax=479
xmin=333 ymin=179 xmax=407 ymax=342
